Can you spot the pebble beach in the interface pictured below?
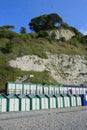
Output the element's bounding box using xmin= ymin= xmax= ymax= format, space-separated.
xmin=0 ymin=106 xmax=87 ymax=130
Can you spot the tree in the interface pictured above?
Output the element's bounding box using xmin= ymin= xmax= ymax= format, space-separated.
xmin=0 ymin=25 xmax=15 ymax=39
xmin=0 ymin=25 xmax=15 ymax=30
xmin=20 ymin=27 xmax=27 ymax=34
xmin=29 ymin=13 xmax=63 ymax=32
xmin=37 ymin=31 xmax=49 ymax=38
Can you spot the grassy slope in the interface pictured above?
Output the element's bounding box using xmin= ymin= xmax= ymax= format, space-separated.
xmin=0 ymin=32 xmax=87 ymax=91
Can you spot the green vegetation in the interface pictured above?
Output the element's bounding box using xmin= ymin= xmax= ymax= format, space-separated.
xmin=0 ymin=13 xmax=87 ymax=91
xmin=20 ymin=26 xmax=27 ymax=34
xmin=29 ymin=13 xmax=63 ymax=32
xmin=0 ymin=67 xmax=58 ymax=91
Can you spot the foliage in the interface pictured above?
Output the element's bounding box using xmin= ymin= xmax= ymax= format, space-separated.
xmin=29 ymin=33 xmax=38 ymax=38
xmin=37 ymin=31 xmax=49 ymax=38
xmin=25 ymin=70 xmax=58 ymax=85
xmin=0 ymin=67 xmax=58 ymax=91
xmin=19 ymin=34 xmax=31 ymax=41
xmin=29 ymin=13 xmax=63 ymax=32
xmin=0 ymin=28 xmax=16 ymax=40
xmin=5 ymin=42 xmax=13 ymax=53
xmin=60 ymin=37 xmax=66 ymax=42
xmin=0 ymin=25 xmax=15 ymax=30
xmin=70 ymin=33 xmax=87 ymax=44
xmin=1 ymin=13 xmax=87 ymax=91
xmin=80 ymin=36 xmax=87 ymax=44
xmin=0 ymin=41 xmax=13 ymax=53
xmin=20 ymin=27 xmax=27 ymax=34
xmin=61 ymin=22 xmax=69 ymax=29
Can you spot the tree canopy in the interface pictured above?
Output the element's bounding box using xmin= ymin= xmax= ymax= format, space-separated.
xmin=0 ymin=25 xmax=15 ymax=30
xmin=29 ymin=13 xmax=64 ymax=32
xmin=20 ymin=27 xmax=27 ymax=34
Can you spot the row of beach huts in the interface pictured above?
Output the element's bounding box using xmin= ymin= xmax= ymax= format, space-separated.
xmin=0 ymin=82 xmax=87 ymax=112
xmin=0 ymin=93 xmax=86 ymax=112
xmin=6 ymin=82 xmax=87 ymax=95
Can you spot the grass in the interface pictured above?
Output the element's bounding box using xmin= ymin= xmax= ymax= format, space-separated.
xmin=0 ymin=68 xmax=58 ymax=91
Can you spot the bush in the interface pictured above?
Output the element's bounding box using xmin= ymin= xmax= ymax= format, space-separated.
xmin=37 ymin=31 xmax=49 ymax=38
xmin=29 ymin=33 xmax=38 ymax=38
xmin=60 ymin=37 xmax=66 ymax=42
xmin=1 ymin=41 xmax=13 ymax=53
xmin=19 ymin=34 xmax=31 ymax=41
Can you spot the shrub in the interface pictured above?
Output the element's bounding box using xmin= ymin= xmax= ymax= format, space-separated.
xmin=60 ymin=37 xmax=66 ymax=42
xmin=37 ymin=31 xmax=49 ymax=38
xmin=1 ymin=41 xmax=13 ymax=53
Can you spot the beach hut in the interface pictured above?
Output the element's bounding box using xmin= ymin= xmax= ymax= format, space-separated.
xmin=7 ymin=94 xmax=19 ymax=112
xmin=61 ymin=94 xmax=70 ymax=108
xmin=6 ymin=82 xmax=16 ymax=95
xmin=36 ymin=84 xmax=43 ymax=94
xmin=79 ymin=87 xmax=83 ymax=94
xmin=43 ymin=85 xmax=49 ymax=94
xmin=46 ymin=94 xmax=56 ymax=109
xmin=29 ymin=94 xmax=40 ymax=110
xmin=23 ymin=83 xmax=31 ymax=94
xmin=18 ymin=94 xmax=30 ymax=111
xmin=68 ymin=94 xmax=76 ymax=107
xmin=15 ymin=83 xmax=23 ymax=95
xmin=59 ymin=86 xmax=64 ymax=94
xmin=38 ymin=94 xmax=48 ymax=109
xmin=54 ymin=86 xmax=60 ymax=94
xmin=30 ymin=84 xmax=37 ymax=94
xmin=82 ymin=94 xmax=87 ymax=106
xmin=63 ymin=87 xmax=68 ymax=94
xmin=83 ymin=87 xmax=87 ymax=94
xmin=75 ymin=94 xmax=82 ymax=106
xmin=54 ymin=94 xmax=64 ymax=108
xmin=48 ymin=85 xmax=54 ymax=94
xmin=75 ymin=87 xmax=80 ymax=94
xmin=0 ymin=94 xmax=7 ymax=112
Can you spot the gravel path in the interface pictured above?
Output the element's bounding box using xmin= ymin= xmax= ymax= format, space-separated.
xmin=0 ymin=106 xmax=87 ymax=130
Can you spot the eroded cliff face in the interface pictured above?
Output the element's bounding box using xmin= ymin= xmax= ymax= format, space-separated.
xmin=48 ymin=29 xmax=75 ymax=40
xmin=9 ymin=53 xmax=87 ymax=85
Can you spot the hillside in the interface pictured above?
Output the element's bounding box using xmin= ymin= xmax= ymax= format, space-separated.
xmin=9 ymin=53 xmax=87 ymax=86
xmin=0 ymin=14 xmax=87 ymax=91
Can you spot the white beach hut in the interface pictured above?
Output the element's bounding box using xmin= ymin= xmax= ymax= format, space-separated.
xmin=18 ymin=94 xmax=30 ymax=111
xmin=0 ymin=94 xmax=7 ymax=112
xmin=7 ymin=94 xmax=19 ymax=112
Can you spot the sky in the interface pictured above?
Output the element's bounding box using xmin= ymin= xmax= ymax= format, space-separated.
xmin=0 ymin=0 xmax=87 ymax=34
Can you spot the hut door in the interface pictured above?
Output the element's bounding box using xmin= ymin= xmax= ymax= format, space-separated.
xmin=2 ymin=99 xmax=6 ymax=112
xmin=32 ymin=98 xmax=39 ymax=110
xmin=71 ymin=96 xmax=76 ymax=106
xmin=10 ymin=99 xmax=19 ymax=111
xmin=50 ymin=98 xmax=56 ymax=108
xmin=22 ymin=98 xmax=30 ymax=111
xmin=64 ymin=97 xmax=70 ymax=107
xmin=22 ymin=99 xmax=26 ymax=111
xmin=10 ymin=99 xmax=14 ymax=111
xmin=77 ymin=97 xmax=81 ymax=106
xmin=57 ymin=97 xmax=63 ymax=108
xmin=25 ymin=98 xmax=30 ymax=111
xmin=42 ymin=98 xmax=48 ymax=109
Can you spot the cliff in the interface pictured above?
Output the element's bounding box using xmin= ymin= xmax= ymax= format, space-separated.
xmin=48 ymin=29 xmax=75 ymax=40
xmin=9 ymin=53 xmax=87 ymax=86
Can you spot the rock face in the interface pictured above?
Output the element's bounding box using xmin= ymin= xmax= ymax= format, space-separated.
xmin=9 ymin=53 xmax=87 ymax=86
xmin=48 ymin=29 xmax=75 ymax=40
